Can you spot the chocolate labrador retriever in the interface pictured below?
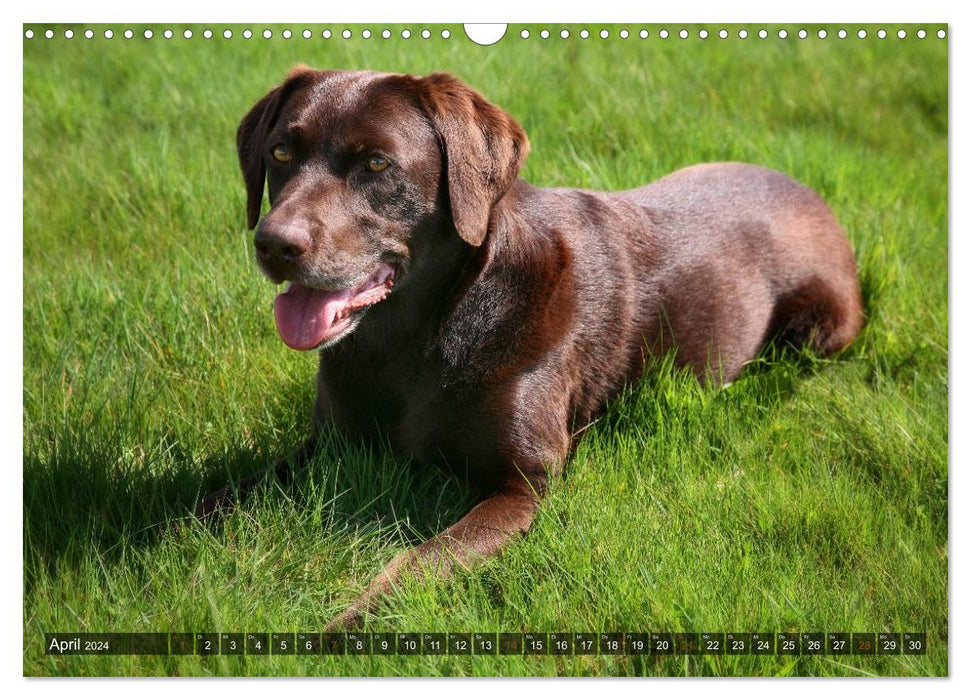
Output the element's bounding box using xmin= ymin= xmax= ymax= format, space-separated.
xmin=197 ymin=66 xmax=863 ymax=629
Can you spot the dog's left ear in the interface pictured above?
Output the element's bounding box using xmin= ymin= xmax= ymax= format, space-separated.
xmin=415 ymin=73 xmax=530 ymax=246
xmin=237 ymin=65 xmax=316 ymax=230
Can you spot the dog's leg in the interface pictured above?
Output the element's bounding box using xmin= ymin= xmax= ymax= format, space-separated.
xmin=194 ymin=432 xmax=319 ymax=521
xmin=323 ymin=482 xmax=541 ymax=631
xmin=767 ymin=276 xmax=864 ymax=358
xmin=322 ymin=387 xmax=576 ymax=629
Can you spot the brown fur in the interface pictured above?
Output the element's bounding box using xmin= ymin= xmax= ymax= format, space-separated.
xmin=197 ymin=68 xmax=864 ymax=629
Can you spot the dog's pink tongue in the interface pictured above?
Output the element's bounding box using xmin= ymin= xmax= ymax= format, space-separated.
xmin=274 ymin=284 xmax=353 ymax=351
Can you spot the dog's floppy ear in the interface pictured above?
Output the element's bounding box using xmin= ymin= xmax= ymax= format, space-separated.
xmin=237 ymin=65 xmax=315 ymax=229
xmin=416 ymin=73 xmax=530 ymax=246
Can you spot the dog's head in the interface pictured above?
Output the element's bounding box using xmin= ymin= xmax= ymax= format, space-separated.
xmin=236 ymin=66 xmax=529 ymax=351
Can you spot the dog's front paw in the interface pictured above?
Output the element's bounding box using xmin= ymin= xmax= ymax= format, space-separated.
xmin=194 ymin=485 xmax=238 ymax=522
xmin=194 ymin=471 xmax=268 ymax=523
xmin=323 ymin=604 xmax=366 ymax=632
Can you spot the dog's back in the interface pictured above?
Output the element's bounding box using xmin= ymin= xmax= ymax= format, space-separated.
xmin=486 ymin=162 xmax=862 ymax=420
xmin=611 ymin=161 xmax=863 ymax=382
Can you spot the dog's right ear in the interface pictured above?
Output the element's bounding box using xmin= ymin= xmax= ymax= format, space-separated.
xmin=237 ymin=65 xmax=315 ymax=230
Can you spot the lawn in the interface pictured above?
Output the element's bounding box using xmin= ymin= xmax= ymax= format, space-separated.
xmin=22 ymin=23 xmax=948 ymax=676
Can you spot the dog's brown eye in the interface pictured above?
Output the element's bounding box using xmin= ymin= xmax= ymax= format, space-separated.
xmin=271 ymin=144 xmax=292 ymax=163
xmin=366 ymin=155 xmax=390 ymax=172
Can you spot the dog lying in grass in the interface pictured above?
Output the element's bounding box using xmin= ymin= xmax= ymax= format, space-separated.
xmin=197 ymin=66 xmax=863 ymax=629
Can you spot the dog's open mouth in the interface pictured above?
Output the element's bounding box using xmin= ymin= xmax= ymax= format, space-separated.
xmin=273 ymin=264 xmax=395 ymax=350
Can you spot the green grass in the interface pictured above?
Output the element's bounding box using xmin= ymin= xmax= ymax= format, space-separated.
xmin=23 ymin=23 xmax=947 ymax=676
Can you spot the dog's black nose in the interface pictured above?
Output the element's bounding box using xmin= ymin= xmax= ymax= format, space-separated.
xmin=254 ymin=220 xmax=311 ymax=267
